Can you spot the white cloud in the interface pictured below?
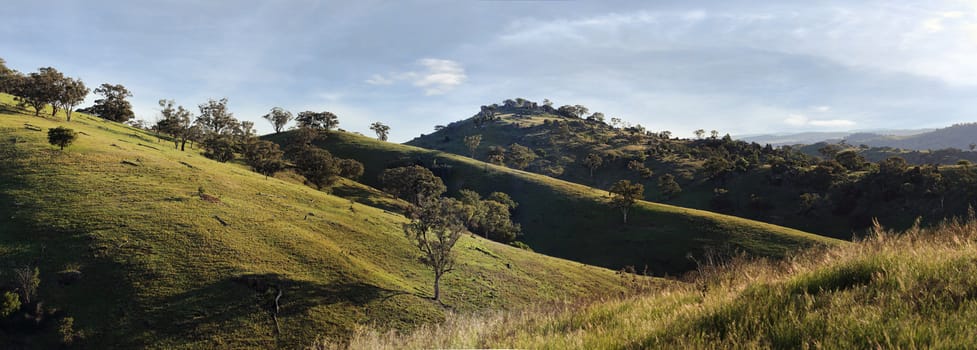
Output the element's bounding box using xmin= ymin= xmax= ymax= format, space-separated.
xmin=784 ymin=113 xmax=854 ymax=128
xmin=814 ymin=105 xmax=831 ymax=112
xmin=365 ymin=58 xmax=467 ymax=95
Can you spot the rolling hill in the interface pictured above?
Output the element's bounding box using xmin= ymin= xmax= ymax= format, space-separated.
xmin=0 ymin=94 xmax=640 ymax=348
xmin=267 ymin=130 xmax=842 ymax=277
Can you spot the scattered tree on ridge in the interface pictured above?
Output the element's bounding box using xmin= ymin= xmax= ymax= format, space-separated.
xmin=17 ymin=67 xmax=63 ymax=116
xmin=464 ymin=134 xmax=481 ymax=158
xmin=609 ymin=180 xmax=644 ymax=224
xmin=88 ymin=83 xmax=135 ymax=122
xmin=487 ymin=146 xmax=506 ymax=166
xmin=403 ymin=196 xmax=468 ymax=302
xmin=196 ymin=98 xmax=236 ymax=134
xmin=293 ymin=147 xmax=341 ymax=189
xmin=262 ymin=107 xmax=293 ymax=134
xmin=370 ymin=122 xmax=390 ymax=141
xmin=47 ymin=126 xmax=78 ymax=151
xmin=297 ymin=110 xmax=339 ymax=130
xmin=56 ymin=77 xmax=88 ymax=121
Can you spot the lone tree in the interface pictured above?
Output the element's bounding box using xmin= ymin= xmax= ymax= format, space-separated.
xmin=403 ymin=197 xmax=467 ymax=302
xmin=379 ymin=165 xmax=446 ymax=205
xmin=196 ymin=98 xmax=236 ymax=134
xmin=463 ymin=134 xmax=481 ymax=158
xmin=48 ymin=126 xmax=78 ymax=150
xmin=297 ymin=110 xmax=339 ymax=130
xmin=262 ymin=107 xmax=293 ymax=134
xmin=370 ymin=122 xmax=390 ymax=141
xmin=56 ymin=77 xmax=88 ymax=121
xmin=293 ymin=147 xmax=340 ymax=189
xmin=89 ymin=83 xmax=135 ymax=122
xmin=609 ymin=180 xmax=644 ymax=224
xmin=583 ymin=152 xmax=603 ymax=178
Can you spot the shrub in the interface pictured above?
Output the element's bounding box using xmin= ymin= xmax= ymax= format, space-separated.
xmin=47 ymin=126 xmax=77 ymax=150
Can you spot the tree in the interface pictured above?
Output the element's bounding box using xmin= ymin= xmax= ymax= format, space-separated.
xmin=557 ymin=104 xmax=589 ymax=118
xmin=262 ymin=107 xmax=293 ymax=134
xmin=47 ymin=126 xmax=77 ymax=150
xmin=17 ymin=67 xmax=63 ymax=116
xmin=658 ymin=173 xmax=682 ymax=199
xmin=464 ymin=134 xmax=481 ymax=158
xmin=583 ymin=152 xmax=603 ymax=178
xmin=297 ymin=110 xmax=339 ymax=130
xmin=703 ymin=157 xmax=732 ymax=181
xmin=202 ymin=135 xmax=237 ymax=162
xmin=487 ymin=146 xmax=506 ymax=166
xmin=337 ymin=158 xmax=365 ymax=180
xmin=0 ymin=292 xmax=19 ymax=318
xmin=157 ymin=99 xmax=195 ymax=151
xmin=0 ymin=58 xmax=20 ymax=94
xmin=196 ymin=98 xmax=235 ymax=134
xmin=379 ymin=165 xmax=446 ymax=205
xmin=969 ymin=143 xmax=975 ymax=152
xmin=710 ymin=130 xmax=719 ymax=139
xmin=486 ymin=192 xmax=517 ymax=210
xmin=609 ymin=180 xmax=644 ymax=224
xmin=456 ymin=190 xmax=521 ymax=242
xmin=694 ymin=129 xmax=706 ymax=139
xmin=403 ymin=197 xmax=467 ymax=301
xmin=370 ymin=122 xmax=390 ymax=141
xmin=294 ymin=147 xmax=340 ymax=189
xmin=835 ymin=150 xmax=867 ymax=171
xmin=13 ymin=265 xmax=39 ymax=304
xmin=242 ymin=139 xmax=286 ymax=177
xmin=89 ymin=83 xmax=135 ymax=122
xmin=56 ymin=77 xmax=88 ymax=121
xmin=506 ymin=143 xmax=536 ymax=170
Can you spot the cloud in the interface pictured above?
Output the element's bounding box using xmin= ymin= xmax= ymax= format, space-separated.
xmin=784 ymin=114 xmax=855 ymax=128
xmin=366 ymin=58 xmax=467 ymax=95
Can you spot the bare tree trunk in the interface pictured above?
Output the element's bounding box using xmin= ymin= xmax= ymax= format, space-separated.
xmin=433 ymin=273 xmax=441 ymax=301
xmin=622 ymin=208 xmax=628 ymax=224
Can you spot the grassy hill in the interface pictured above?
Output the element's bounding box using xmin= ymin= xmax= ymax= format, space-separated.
xmin=267 ymin=130 xmax=842 ymax=276
xmin=338 ymin=217 xmax=977 ymax=349
xmin=0 ymin=94 xmax=639 ymax=348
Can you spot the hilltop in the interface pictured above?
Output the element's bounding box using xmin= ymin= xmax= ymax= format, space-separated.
xmin=0 ymin=94 xmax=638 ymax=348
xmin=405 ymin=99 xmax=977 ymax=238
xmin=267 ymin=129 xmax=841 ymax=276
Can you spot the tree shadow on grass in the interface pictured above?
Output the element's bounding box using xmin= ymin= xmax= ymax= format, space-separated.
xmin=149 ymin=273 xmax=410 ymax=345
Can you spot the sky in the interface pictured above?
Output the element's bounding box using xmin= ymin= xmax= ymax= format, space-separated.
xmin=3 ymin=0 xmax=977 ymax=142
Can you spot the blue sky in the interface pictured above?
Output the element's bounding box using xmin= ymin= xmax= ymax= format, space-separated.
xmin=4 ymin=0 xmax=977 ymax=141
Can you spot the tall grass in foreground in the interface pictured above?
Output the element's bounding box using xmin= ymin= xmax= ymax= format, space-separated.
xmin=313 ymin=212 xmax=977 ymax=349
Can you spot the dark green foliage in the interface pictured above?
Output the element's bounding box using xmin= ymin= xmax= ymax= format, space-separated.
xmin=338 ymin=158 xmax=365 ymax=180
xmin=202 ymin=135 xmax=237 ymax=162
xmin=13 ymin=266 xmax=39 ymax=304
xmin=403 ymin=197 xmax=467 ymax=301
xmin=487 ymin=146 xmax=506 ymax=165
xmin=609 ymin=180 xmax=644 ymax=224
xmin=658 ymin=173 xmax=682 ymax=199
xmin=297 ymin=110 xmax=339 ymax=130
xmin=457 ymin=189 xmax=521 ymax=242
xmin=47 ymin=126 xmax=77 ymax=150
xmin=58 ymin=316 xmax=84 ymax=345
xmin=294 ymin=147 xmax=340 ymax=189
xmin=242 ymin=139 xmax=286 ymax=177
xmin=88 ymin=83 xmax=135 ymax=122
xmin=506 ymin=143 xmax=535 ymax=170
xmin=835 ymin=150 xmax=868 ymax=171
xmin=379 ymin=165 xmax=446 ymax=205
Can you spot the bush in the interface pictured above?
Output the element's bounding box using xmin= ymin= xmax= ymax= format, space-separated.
xmin=1 ymin=291 xmax=20 ymax=318
xmin=47 ymin=126 xmax=77 ymax=150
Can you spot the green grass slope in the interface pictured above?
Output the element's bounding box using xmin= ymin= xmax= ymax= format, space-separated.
xmin=268 ymin=131 xmax=842 ymax=276
xmin=0 ymin=94 xmax=635 ymax=349
xmin=341 ymin=218 xmax=977 ymax=349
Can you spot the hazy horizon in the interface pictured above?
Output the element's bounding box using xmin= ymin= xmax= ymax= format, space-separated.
xmin=5 ymin=0 xmax=977 ymax=141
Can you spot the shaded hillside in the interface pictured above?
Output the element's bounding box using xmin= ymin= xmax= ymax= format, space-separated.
xmin=841 ymin=123 xmax=977 ymax=150
xmin=0 ymin=94 xmax=634 ymax=349
xmin=267 ymin=130 xmax=841 ymax=277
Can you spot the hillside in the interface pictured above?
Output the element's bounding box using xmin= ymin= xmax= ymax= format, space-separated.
xmin=337 ymin=217 xmax=977 ymax=349
xmin=0 ymin=94 xmax=638 ymax=348
xmin=403 ymin=101 xmax=977 ymax=238
xmin=267 ymin=129 xmax=842 ymax=276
